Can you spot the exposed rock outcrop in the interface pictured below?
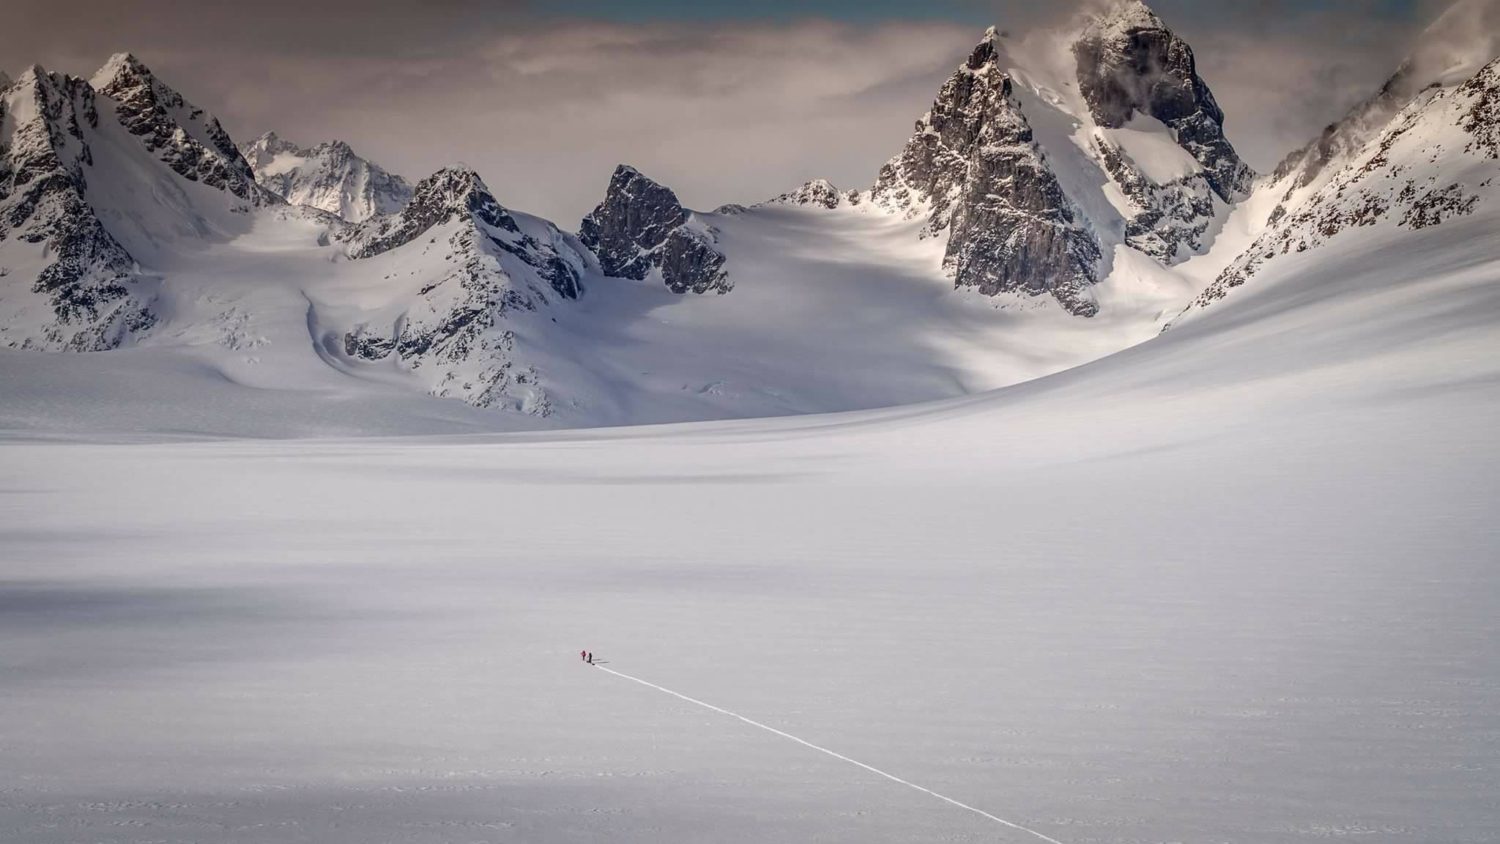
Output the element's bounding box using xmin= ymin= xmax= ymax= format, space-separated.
xmin=871 ymin=28 xmax=1102 ymax=315
xmin=579 ymin=165 xmax=729 ymax=295
xmin=338 ymin=166 xmax=586 ymax=413
xmin=1073 ymin=0 xmax=1253 ymax=201
xmin=90 ymin=53 xmax=272 ymax=205
xmin=0 ymin=67 xmax=153 ymax=350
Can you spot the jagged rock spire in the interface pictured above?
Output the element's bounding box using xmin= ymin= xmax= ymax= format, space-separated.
xmin=90 ymin=52 xmax=270 ymax=203
xmin=580 ymin=165 xmax=729 ymax=295
xmin=871 ymin=27 xmax=1102 ymax=316
xmin=1072 ymin=1 xmax=1253 ymax=200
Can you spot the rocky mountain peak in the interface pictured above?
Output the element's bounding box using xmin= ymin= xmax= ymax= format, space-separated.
xmin=89 ymin=52 xmax=269 ymax=204
xmin=966 ymin=26 xmax=1002 ymax=70
xmin=341 ymin=164 xmax=516 ymax=260
xmin=1072 ymin=0 xmax=1252 ymax=201
xmin=770 ymin=178 xmax=854 ymax=209
xmin=241 ymin=131 xmax=412 ymax=222
xmin=0 ymin=63 xmax=150 ymax=352
xmin=579 ymin=164 xmax=729 ymax=295
xmin=89 ymin=52 xmax=148 ymax=91
xmin=870 ymin=26 xmax=1102 ymax=315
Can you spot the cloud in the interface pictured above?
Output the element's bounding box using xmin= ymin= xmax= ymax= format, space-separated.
xmin=0 ymin=0 xmax=1444 ymax=223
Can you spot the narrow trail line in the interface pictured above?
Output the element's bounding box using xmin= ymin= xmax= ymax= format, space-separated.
xmin=594 ymin=664 xmax=1066 ymax=844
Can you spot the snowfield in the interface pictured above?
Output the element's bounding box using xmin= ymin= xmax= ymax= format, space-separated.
xmin=2 ymin=198 xmax=1497 ymax=843
xmin=3 ymin=2 xmax=1499 ymax=841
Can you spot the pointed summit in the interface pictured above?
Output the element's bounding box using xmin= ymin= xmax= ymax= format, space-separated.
xmin=0 ymin=63 xmax=150 ymax=351
xmin=1072 ymin=0 xmax=1252 ymax=200
xmin=580 ymin=165 xmax=729 ymax=295
xmin=870 ymin=25 xmax=1103 ymax=315
xmin=90 ymin=52 xmax=268 ymax=203
xmin=966 ymin=26 xmax=1002 ymax=69
xmin=342 ymin=164 xmax=517 ymax=259
xmin=89 ymin=52 xmax=148 ymax=91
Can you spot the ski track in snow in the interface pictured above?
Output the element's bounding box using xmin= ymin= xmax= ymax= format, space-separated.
xmin=594 ymin=664 xmax=1067 ymax=844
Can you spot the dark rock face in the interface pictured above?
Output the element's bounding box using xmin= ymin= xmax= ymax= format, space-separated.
xmin=871 ymin=30 xmax=1101 ymax=316
xmin=91 ymin=53 xmax=271 ymax=205
xmin=579 ymin=165 xmax=729 ymax=295
xmin=0 ymin=68 xmax=153 ymax=350
xmin=1092 ymin=134 xmax=1218 ymax=261
xmin=1073 ymin=1 xmax=1253 ymax=201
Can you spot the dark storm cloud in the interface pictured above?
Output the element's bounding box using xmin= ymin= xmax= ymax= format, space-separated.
xmin=0 ymin=1 xmax=1443 ymax=222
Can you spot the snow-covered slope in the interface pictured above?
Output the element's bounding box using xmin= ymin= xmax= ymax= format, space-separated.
xmin=3 ymin=96 xmax=1497 ymax=840
xmin=1179 ymin=4 xmax=1500 ymax=320
xmin=241 ymin=131 xmax=412 ymax=222
xmin=0 ymin=0 xmax=1495 ymax=436
xmin=0 ymin=66 xmax=156 ymax=351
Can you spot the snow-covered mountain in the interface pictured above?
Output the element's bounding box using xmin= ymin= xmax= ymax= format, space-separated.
xmin=0 ymin=0 xmax=1495 ymax=436
xmin=1 ymin=62 xmax=172 ymax=352
xmin=786 ymin=0 xmax=1254 ymax=316
xmin=1178 ymin=0 xmax=1500 ymax=320
xmin=334 ymin=165 xmax=587 ymax=412
xmin=241 ymin=131 xmax=412 ymax=222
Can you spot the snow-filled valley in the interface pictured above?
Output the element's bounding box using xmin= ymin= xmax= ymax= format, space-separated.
xmin=2 ymin=0 xmax=1499 ymax=841
xmin=3 ymin=199 xmax=1498 ymax=841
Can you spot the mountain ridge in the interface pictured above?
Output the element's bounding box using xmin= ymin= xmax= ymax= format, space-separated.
xmin=0 ymin=0 xmax=1494 ymax=430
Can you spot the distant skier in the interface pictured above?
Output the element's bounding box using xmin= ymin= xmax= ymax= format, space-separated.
xmin=580 ymin=649 xmax=587 ymax=662
xmin=587 ymin=652 xmax=594 ymax=665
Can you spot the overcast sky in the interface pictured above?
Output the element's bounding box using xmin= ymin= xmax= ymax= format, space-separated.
xmin=2 ymin=0 xmax=1457 ymax=223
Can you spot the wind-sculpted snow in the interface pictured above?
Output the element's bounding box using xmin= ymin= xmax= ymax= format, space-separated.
xmin=580 ymin=165 xmax=729 ymax=295
xmin=871 ymin=29 xmax=1103 ymax=316
xmin=0 ymin=68 xmax=153 ymax=351
xmin=241 ymin=132 xmax=412 ymax=223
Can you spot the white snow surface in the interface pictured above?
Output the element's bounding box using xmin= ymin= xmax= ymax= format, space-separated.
xmin=2 ymin=19 xmax=1499 ymax=842
xmin=2 ymin=186 xmax=1498 ymax=841
xmin=1100 ymin=113 xmax=1204 ymax=184
xmin=0 ymin=194 xmax=1199 ymax=435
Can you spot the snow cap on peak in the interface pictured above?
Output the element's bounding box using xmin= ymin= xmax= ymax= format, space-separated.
xmin=1078 ymin=0 xmax=1167 ymax=39
xmin=90 ymin=52 xmax=151 ymax=90
xmin=606 ymin=163 xmax=677 ymax=198
xmin=15 ymin=64 xmax=47 ymax=86
xmin=411 ymin=165 xmax=504 ymax=214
